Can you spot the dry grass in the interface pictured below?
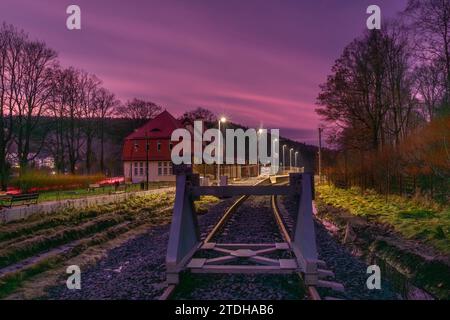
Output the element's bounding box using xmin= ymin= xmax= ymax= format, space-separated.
xmin=316 ymin=184 xmax=450 ymax=255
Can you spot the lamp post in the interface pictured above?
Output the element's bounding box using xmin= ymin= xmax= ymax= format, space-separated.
xmin=289 ymin=148 xmax=293 ymax=172
xmin=282 ymin=145 xmax=286 ymax=173
xmin=295 ymin=151 xmax=299 ymax=171
xmin=217 ymin=117 xmax=226 ymax=185
xmin=257 ymin=128 xmax=263 ymax=177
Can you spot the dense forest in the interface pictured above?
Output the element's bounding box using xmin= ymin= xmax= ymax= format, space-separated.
xmin=317 ymin=0 xmax=450 ymax=203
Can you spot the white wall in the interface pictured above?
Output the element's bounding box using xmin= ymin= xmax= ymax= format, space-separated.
xmin=124 ymin=161 xmax=175 ymax=183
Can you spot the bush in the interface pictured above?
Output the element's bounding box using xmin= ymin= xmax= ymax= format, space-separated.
xmin=11 ymin=171 xmax=105 ymax=193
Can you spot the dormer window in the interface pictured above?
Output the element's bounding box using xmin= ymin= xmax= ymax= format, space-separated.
xmin=157 ymin=141 xmax=161 ymax=152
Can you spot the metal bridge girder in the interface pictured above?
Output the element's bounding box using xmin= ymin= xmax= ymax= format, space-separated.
xmin=166 ymin=174 xmax=201 ymax=284
xmin=292 ymin=173 xmax=319 ymax=285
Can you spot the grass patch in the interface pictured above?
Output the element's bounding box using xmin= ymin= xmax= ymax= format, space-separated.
xmin=37 ymin=181 xmax=175 ymax=202
xmin=371 ymin=239 xmax=450 ymax=300
xmin=194 ymin=196 xmax=220 ymax=214
xmin=316 ymin=184 xmax=450 ymax=255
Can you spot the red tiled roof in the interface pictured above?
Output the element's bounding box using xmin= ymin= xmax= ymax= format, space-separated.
xmin=125 ymin=110 xmax=184 ymax=140
xmin=122 ymin=110 xmax=184 ymax=161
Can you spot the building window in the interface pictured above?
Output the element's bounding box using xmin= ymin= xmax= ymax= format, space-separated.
xmin=169 ymin=142 xmax=173 ymax=151
xmin=139 ymin=162 xmax=144 ymax=176
xmin=134 ymin=162 xmax=138 ymax=176
xmin=158 ymin=161 xmax=162 ymax=176
xmin=157 ymin=141 xmax=161 ymax=152
xmin=163 ymin=162 xmax=168 ymax=175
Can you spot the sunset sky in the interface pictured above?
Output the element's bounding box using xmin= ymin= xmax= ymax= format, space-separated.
xmin=0 ymin=0 xmax=407 ymax=144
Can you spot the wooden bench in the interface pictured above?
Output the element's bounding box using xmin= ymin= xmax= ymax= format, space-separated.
xmin=0 ymin=193 xmax=39 ymax=208
xmin=88 ymin=183 xmax=101 ymax=192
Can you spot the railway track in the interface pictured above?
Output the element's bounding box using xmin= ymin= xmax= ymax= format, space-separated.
xmin=160 ymin=177 xmax=344 ymax=300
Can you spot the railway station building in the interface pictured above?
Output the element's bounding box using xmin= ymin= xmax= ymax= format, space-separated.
xmin=122 ymin=110 xmax=258 ymax=183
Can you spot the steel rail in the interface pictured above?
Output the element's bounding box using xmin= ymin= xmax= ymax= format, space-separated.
xmin=270 ymin=193 xmax=322 ymax=301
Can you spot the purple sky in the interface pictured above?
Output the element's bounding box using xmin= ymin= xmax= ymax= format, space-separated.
xmin=0 ymin=0 xmax=407 ymax=144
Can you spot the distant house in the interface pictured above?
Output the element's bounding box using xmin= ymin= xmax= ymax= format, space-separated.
xmin=122 ymin=110 xmax=182 ymax=183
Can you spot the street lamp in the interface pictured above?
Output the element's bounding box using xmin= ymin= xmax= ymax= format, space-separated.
xmin=217 ymin=117 xmax=226 ymax=185
xmin=282 ymin=145 xmax=287 ymax=173
xmin=257 ymin=128 xmax=263 ymax=177
xmin=289 ymin=148 xmax=293 ymax=172
xmin=295 ymin=151 xmax=299 ymax=172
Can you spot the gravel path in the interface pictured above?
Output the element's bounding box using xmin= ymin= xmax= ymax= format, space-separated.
xmin=281 ymin=195 xmax=401 ymax=300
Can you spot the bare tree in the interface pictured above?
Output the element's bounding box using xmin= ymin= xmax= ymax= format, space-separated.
xmin=46 ymin=65 xmax=67 ymax=173
xmin=115 ymin=98 xmax=162 ymax=126
xmin=79 ymin=72 xmax=101 ymax=174
xmin=179 ymin=107 xmax=216 ymax=125
xmin=0 ymin=24 xmax=24 ymax=189
xmin=94 ymin=87 xmax=119 ymax=173
xmin=414 ymin=61 xmax=446 ymax=120
xmin=59 ymin=67 xmax=84 ymax=174
xmin=317 ymin=30 xmax=392 ymax=150
xmin=404 ymin=0 xmax=450 ymax=107
xmin=383 ymin=21 xmax=417 ymax=145
xmin=13 ymin=36 xmax=57 ymax=170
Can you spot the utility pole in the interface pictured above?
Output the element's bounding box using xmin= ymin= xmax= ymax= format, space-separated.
xmin=257 ymin=128 xmax=263 ymax=177
xmin=318 ymin=127 xmax=323 ymax=184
